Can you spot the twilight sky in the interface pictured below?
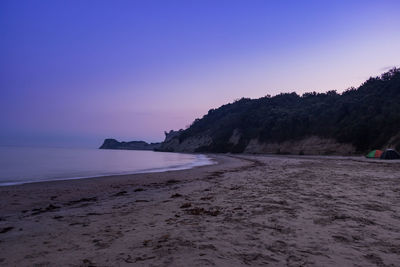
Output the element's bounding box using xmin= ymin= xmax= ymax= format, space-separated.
xmin=1 ymin=0 xmax=399 ymax=147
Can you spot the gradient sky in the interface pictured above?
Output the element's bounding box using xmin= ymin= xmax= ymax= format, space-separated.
xmin=1 ymin=0 xmax=399 ymax=147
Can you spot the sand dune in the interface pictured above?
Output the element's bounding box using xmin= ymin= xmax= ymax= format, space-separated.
xmin=1 ymin=154 xmax=400 ymax=266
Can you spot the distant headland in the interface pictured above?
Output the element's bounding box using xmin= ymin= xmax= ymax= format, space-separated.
xmin=99 ymin=138 xmax=161 ymax=151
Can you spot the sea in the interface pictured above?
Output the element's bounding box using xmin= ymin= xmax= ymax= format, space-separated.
xmin=0 ymin=146 xmax=214 ymax=186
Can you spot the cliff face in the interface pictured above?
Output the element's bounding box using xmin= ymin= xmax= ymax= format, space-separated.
xmin=99 ymin=139 xmax=161 ymax=151
xmin=244 ymin=136 xmax=356 ymax=155
xmin=158 ymin=131 xmax=356 ymax=155
xmin=157 ymin=130 xmax=212 ymax=152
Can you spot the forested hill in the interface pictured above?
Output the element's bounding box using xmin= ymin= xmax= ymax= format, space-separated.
xmin=159 ymin=68 xmax=400 ymax=155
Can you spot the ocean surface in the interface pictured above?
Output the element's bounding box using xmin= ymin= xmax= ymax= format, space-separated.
xmin=0 ymin=146 xmax=213 ymax=186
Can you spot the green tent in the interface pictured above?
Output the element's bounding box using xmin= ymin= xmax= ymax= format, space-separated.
xmin=366 ymin=149 xmax=383 ymax=158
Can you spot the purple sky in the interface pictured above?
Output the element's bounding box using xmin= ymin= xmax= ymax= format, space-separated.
xmin=1 ymin=0 xmax=399 ymax=147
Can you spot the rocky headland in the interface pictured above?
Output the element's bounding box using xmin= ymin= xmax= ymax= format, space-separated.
xmin=99 ymin=138 xmax=161 ymax=151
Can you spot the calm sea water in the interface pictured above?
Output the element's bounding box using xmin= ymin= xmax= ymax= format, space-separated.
xmin=0 ymin=146 xmax=213 ymax=186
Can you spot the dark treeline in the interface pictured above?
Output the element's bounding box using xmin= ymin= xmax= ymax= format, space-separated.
xmin=178 ymin=68 xmax=400 ymax=153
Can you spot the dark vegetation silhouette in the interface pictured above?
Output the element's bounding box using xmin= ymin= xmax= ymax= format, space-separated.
xmin=178 ymin=68 xmax=400 ymax=153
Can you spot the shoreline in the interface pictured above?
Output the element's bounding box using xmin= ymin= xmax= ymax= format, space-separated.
xmin=0 ymin=154 xmax=251 ymax=215
xmin=0 ymin=153 xmax=216 ymax=187
xmin=2 ymin=149 xmax=396 ymax=188
xmin=1 ymin=154 xmax=400 ymax=266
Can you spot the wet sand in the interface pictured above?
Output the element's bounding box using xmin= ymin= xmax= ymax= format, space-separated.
xmin=0 ymin=154 xmax=400 ymax=266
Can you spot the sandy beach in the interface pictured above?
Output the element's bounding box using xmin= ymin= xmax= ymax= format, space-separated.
xmin=1 ymin=154 xmax=400 ymax=266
